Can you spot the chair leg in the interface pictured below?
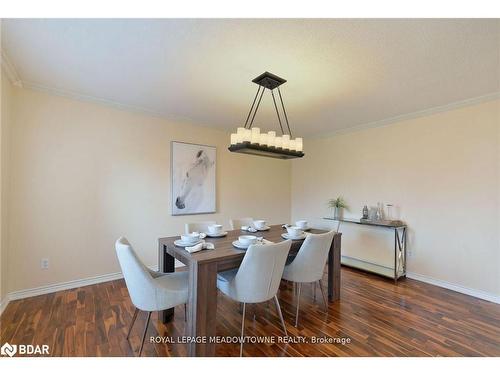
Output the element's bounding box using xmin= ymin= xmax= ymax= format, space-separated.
xmin=240 ymin=303 xmax=246 ymax=357
xmin=318 ymin=280 xmax=328 ymax=312
xmin=313 ymin=282 xmax=317 ymax=301
xmin=273 ymin=295 xmax=288 ymax=336
xmin=295 ymin=283 xmax=302 ymax=327
xmin=139 ymin=311 xmax=152 ymax=356
xmin=127 ymin=307 xmax=139 ymax=340
xmin=184 ymin=303 xmax=187 ymax=322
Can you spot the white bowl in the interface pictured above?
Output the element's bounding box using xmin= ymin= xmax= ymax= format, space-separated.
xmin=208 ymin=224 xmax=223 ymax=234
xmin=287 ymin=226 xmax=303 ymax=237
xmin=181 ymin=233 xmax=200 ymax=243
xmin=296 ymin=220 xmax=308 ymax=229
xmin=253 ymin=220 xmax=267 ymax=229
xmin=239 ymin=235 xmax=257 ymax=246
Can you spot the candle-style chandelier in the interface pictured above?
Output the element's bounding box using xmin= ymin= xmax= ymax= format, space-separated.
xmin=228 ymin=72 xmax=304 ymax=159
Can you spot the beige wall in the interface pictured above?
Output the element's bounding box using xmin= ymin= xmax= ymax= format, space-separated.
xmin=292 ymin=99 xmax=500 ymax=298
xmin=3 ymin=76 xmax=499 ymax=301
xmin=6 ymin=87 xmax=291 ymax=293
xmin=1 ymin=69 xmax=13 ymax=304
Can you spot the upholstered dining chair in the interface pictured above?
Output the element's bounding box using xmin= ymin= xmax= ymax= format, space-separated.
xmin=115 ymin=237 xmax=189 ymax=356
xmin=229 ymin=217 xmax=254 ymax=230
xmin=185 ymin=221 xmax=217 ymax=234
xmin=281 ymin=230 xmax=335 ymax=327
xmin=216 ymin=239 xmax=292 ymax=356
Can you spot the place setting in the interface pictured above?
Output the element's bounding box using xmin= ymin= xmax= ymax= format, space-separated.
xmin=174 ymin=232 xmax=215 ymax=253
xmin=205 ymin=224 xmax=228 ymax=238
xmin=281 ymin=220 xmax=310 ymax=240
xmin=232 ymin=235 xmax=274 ymax=250
xmin=241 ymin=219 xmax=271 ymax=232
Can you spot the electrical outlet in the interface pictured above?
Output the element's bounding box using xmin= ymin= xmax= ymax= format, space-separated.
xmin=41 ymin=258 xmax=49 ymax=269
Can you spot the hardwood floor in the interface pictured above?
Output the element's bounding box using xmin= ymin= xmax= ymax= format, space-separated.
xmin=1 ymin=267 xmax=499 ymax=357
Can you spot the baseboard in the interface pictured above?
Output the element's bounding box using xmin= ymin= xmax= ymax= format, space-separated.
xmin=7 ymin=263 xmax=171 ymax=302
xmin=7 ymin=266 xmax=498 ymax=306
xmin=0 ymin=295 xmax=10 ymax=316
xmin=406 ymin=272 xmax=500 ymax=304
xmin=8 ymin=271 xmax=124 ymax=301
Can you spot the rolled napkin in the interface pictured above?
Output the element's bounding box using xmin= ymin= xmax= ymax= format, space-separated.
xmin=185 ymin=241 xmax=215 ymax=253
xmin=252 ymin=237 xmax=272 ymax=244
xmin=241 ymin=226 xmax=258 ymax=233
xmin=191 ymin=231 xmax=207 ymax=239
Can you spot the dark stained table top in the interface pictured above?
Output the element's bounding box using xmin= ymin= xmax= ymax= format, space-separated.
xmin=159 ymin=224 xmax=330 ymax=265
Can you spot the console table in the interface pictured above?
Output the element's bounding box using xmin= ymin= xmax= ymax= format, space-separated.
xmin=323 ymin=217 xmax=407 ymax=282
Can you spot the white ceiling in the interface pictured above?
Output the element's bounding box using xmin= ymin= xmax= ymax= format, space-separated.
xmin=2 ymin=19 xmax=499 ymax=137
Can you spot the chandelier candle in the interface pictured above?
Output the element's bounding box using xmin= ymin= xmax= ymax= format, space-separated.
xmin=267 ymin=131 xmax=276 ymax=147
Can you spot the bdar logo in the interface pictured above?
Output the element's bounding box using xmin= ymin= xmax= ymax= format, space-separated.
xmin=0 ymin=342 xmax=49 ymax=356
xmin=1 ymin=342 xmax=17 ymax=357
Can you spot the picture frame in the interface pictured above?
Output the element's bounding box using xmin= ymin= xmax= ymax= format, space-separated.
xmin=171 ymin=141 xmax=216 ymax=216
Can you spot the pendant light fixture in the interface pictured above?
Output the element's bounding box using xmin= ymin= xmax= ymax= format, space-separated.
xmin=228 ymin=72 xmax=304 ymax=159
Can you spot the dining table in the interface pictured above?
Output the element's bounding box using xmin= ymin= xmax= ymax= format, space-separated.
xmin=157 ymin=224 xmax=342 ymax=357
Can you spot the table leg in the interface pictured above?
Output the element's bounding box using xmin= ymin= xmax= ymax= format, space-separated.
xmin=186 ymin=261 xmax=218 ymax=357
xmin=158 ymin=243 xmax=175 ymax=324
xmin=328 ymin=233 xmax=342 ymax=302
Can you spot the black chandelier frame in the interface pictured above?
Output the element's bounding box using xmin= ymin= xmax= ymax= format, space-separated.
xmin=228 ymin=72 xmax=304 ymax=159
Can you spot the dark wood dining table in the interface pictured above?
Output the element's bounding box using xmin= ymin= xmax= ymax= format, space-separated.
xmin=157 ymin=224 xmax=342 ymax=357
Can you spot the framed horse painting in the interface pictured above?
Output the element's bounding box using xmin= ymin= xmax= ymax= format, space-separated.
xmin=171 ymin=141 xmax=216 ymax=215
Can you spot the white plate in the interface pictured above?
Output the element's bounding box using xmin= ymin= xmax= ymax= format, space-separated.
xmin=254 ymin=225 xmax=271 ymax=231
xmin=206 ymin=231 xmax=228 ymax=238
xmin=281 ymin=233 xmax=307 ymax=241
xmin=174 ymin=239 xmax=204 ymax=248
xmin=232 ymin=240 xmax=251 ymax=250
xmin=284 ymin=225 xmax=311 ymax=231
xmin=232 ymin=239 xmax=273 ymax=249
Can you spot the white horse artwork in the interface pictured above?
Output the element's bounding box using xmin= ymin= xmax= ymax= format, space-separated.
xmin=171 ymin=142 xmax=216 ymax=215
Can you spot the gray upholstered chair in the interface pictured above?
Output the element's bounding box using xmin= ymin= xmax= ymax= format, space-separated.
xmin=216 ymin=239 xmax=292 ymax=356
xmin=115 ymin=237 xmax=188 ymax=356
xmin=281 ymin=230 xmax=335 ymax=326
xmin=229 ymin=217 xmax=254 ymax=230
xmin=185 ymin=221 xmax=217 ymax=234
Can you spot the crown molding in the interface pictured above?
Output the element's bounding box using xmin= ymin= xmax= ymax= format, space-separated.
xmin=23 ymin=80 xmax=167 ymax=118
xmin=21 ymin=80 xmax=233 ymax=134
xmin=3 ymin=49 xmax=498 ymax=139
xmin=312 ymin=91 xmax=500 ymax=139
xmin=1 ymin=49 xmax=23 ymax=87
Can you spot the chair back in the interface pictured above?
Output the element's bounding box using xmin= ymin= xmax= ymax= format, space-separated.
xmin=286 ymin=231 xmax=335 ymax=282
xmin=231 ymin=240 xmax=292 ymax=303
xmin=185 ymin=221 xmax=217 ymax=234
xmin=115 ymin=237 xmax=156 ymax=311
xmin=229 ymin=217 xmax=254 ymax=230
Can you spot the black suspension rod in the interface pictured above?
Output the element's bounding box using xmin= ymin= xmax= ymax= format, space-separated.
xmin=271 ymin=89 xmax=285 ymax=135
xmin=249 ymin=87 xmax=265 ymax=128
xmin=277 ymin=87 xmax=292 ymax=137
xmin=244 ymin=86 xmax=262 ymax=128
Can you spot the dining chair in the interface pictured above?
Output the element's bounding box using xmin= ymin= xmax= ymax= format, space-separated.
xmin=229 ymin=217 xmax=254 ymax=230
xmin=216 ymin=239 xmax=292 ymax=356
xmin=115 ymin=237 xmax=189 ymax=356
xmin=185 ymin=220 xmax=217 ymax=234
xmin=281 ymin=230 xmax=335 ymax=327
